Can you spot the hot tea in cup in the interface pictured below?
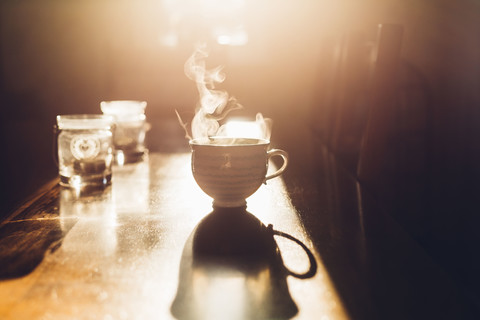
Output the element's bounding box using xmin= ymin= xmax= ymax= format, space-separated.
xmin=190 ymin=137 xmax=288 ymax=208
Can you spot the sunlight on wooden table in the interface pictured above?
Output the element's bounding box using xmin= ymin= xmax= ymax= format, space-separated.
xmin=0 ymin=153 xmax=348 ymax=320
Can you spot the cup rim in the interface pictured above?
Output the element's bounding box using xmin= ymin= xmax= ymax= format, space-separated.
xmin=56 ymin=114 xmax=114 ymax=130
xmin=189 ymin=136 xmax=270 ymax=146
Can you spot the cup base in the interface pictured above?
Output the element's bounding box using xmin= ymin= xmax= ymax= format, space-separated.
xmin=60 ymin=172 xmax=112 ymax=189
xmin=212 ymin=199 xmax=247 ymax=208
xmin=115 ymin=149 xmax=148 ymax=165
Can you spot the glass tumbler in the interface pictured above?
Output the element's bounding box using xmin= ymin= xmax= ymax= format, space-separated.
xmin=100 ymin=100 xmax=149 ymax=165
xmin=56 ymin=115 xmax=114 ymax=188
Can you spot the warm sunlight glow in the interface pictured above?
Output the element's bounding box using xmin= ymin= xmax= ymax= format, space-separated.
xmin=161 ymin=0 xmax=248 ymax=47
xmin=223 ymin=120 xmax=264 ymax=139
xmin=116 ymin=150 xmax=125 ymax=166
xmin=215 ymin=27 xmax=249 ymax=46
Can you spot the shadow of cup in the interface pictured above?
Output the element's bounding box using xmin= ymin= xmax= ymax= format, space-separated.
xmin=171 ymin=207 xmax=317 ymax=320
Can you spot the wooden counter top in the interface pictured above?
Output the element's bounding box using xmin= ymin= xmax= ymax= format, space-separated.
xmin=0 ymin=147 xmax=476 ymax=319
xmin=0 ymin=153 xmax=347 ymax=319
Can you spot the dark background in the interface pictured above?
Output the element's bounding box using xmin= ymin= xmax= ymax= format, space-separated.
xmin=1 ymin=0 xmax=479 ymax=310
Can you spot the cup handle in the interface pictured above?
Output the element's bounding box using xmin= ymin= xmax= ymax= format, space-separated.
xmin=270 ymin=226 xmax=317 ymax=279
xmin=265 ymin=149 xmax=289 ymax=182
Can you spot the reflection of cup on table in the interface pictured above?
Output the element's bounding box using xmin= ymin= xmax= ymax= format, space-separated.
xmin=56 ymin=114 xmax=114 ymax=189
xmin=100 ymin=100 xmax=149 ymax=165
xmin=190 ymin=137 xmax=288 ymax=208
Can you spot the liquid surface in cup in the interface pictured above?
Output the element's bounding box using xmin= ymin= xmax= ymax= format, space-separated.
xmin=190 ymin=137 xmax=268 ymax=146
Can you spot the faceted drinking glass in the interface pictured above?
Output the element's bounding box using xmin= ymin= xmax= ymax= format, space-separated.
xmin=56 ymin=114 xmax=114 ymax=189
xmin=100 ymin=100 xmax=149 ymax=165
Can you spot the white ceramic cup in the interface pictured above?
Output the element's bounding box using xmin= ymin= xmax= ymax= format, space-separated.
xmin=190 ymin=137 xmax=288 ymax=208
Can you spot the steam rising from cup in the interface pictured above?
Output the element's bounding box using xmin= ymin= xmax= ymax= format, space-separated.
xmin=180 ymin=45 xmax=272 ymax=141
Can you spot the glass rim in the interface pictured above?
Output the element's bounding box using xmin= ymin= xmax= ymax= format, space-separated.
xmin=56 ymin=114 xmax=115 ymax=130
